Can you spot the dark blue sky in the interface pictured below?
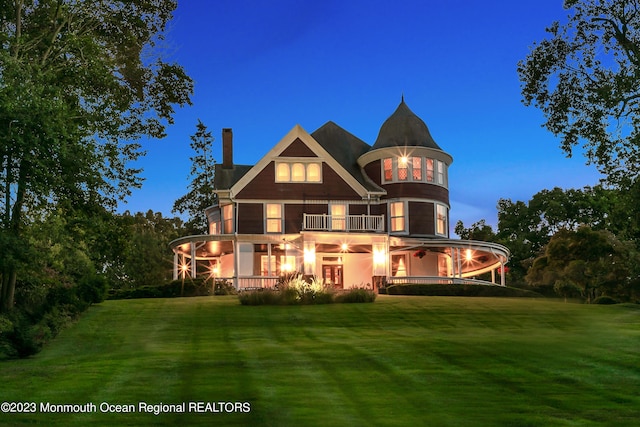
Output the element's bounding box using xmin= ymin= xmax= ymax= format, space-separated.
xmin=122 ymin=0 xmax=603 ymax=229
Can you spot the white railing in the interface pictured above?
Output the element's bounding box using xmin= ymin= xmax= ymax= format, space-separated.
xmin=386 ymin=276 xmax=504 ymax=287
xmin=237 ymin=276 xmax=279 ymax=290
xmin=303 ymin=213 xmax=384 ymax=232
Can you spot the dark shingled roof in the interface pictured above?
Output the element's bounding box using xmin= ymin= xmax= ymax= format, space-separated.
xmin=213 ymin=163 xmax=252 ymax=190
xmin=311 ymin=121 xmax=383 ymax=193
xmin=372 ymin=99 xmax=441 ymax=150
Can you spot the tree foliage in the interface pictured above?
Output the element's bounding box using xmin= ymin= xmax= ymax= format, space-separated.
xmin=0 ymin=1 xmax=193 ymax=311
xmin=518 ymin=0 xmax=640 ymax=183
xmin=526 ymin=227 xmax=639 ymax=302
xmin=172 ymin=120 xmax=216 ymax=234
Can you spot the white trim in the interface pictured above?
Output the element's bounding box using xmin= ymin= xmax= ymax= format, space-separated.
xmin=230 ymin=124 xmax=372 ymax=198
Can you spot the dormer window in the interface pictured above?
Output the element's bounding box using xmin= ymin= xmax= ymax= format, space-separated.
xmin=276 ymin=161 xmax=322 ymax=183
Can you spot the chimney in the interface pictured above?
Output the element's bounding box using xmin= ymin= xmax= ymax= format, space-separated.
xmin=222 ymin=128 xmax=233 ymax=169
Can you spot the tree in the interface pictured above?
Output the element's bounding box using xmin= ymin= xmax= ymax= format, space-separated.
xmin=518 ymin=0 xmax=640 ymax=184
xmin=0 ymin=1 xmax=193 ymax=312
xmin=526 ymin=227 xmax=638 ymax=302
xmin=454 ymin=219 xmax=496 ymax=241
xmin=172 ymin=120 xmax=216 ymax=234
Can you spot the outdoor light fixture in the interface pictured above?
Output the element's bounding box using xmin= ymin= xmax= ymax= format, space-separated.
xmin=341 ymin=243 xmax=348 ymax=251
xmin=465 ymin=249 xmax=473 ymax=262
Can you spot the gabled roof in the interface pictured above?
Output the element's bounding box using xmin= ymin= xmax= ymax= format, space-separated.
xmin=229 ymin=124 xmax=381 ymax=198
xmin=311 ymin=121 xmax=383 ymax=193
xmin=372 ymin=99 xmax=442 ymax=150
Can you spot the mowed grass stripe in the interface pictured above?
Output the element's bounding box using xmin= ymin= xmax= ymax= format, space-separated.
xmin=1 ymin=296 xmax=639 ymax=426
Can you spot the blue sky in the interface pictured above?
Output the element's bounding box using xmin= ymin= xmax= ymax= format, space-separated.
xmin=122 ymin=0 xmax=603 ymax=230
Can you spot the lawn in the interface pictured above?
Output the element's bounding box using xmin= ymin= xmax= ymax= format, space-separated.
xmin=0 ymin=296 xmax=639 ymax=426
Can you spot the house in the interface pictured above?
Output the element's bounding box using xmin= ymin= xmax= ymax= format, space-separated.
xmin=170 ymin=99 xmax=510 ymax=290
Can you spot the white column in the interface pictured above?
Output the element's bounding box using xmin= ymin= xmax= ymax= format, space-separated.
xmin=191 ymin=242 xmax=197 ymax=278
xmin=173 ymin=252 xmax=178 ymax=280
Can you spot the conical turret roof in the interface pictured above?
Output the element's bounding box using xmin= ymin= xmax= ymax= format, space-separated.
xmin=372 ymin=99 xmax=442 ymax=150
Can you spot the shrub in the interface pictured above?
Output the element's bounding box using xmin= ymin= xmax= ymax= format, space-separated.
xmin=386 ymin=283 xmax=542 ymax=298
xmin=239 ymin=276 xmax=376 ymax=306
xmin=78 ymin=274 xmax=108 ymax=305
xmin=593 ymin=295 xmax=619 ymax=305
xmin=108 ymin=278 xmax=214 ymax=299
xmin=334 ymin=288 xmax=377 ymax=303
xmin=214 ymin=279 xmax=237 ymax=295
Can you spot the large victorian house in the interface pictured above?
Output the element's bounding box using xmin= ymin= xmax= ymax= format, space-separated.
xmin=170 ymin=99 xmax=510 ymax=290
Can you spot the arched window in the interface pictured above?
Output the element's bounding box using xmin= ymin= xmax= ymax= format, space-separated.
xmin=291 ymin=163 xmax=306 ymax=181
xmin=276 ymin=163 xmax=290 ymax=182
xmin=306 ymin=163 xmax=321 ymax=182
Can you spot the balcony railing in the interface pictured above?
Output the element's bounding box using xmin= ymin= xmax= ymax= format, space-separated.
xmin=303 ymin=213 xmax=385 ymax=232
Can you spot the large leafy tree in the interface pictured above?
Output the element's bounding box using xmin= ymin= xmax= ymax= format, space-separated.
xmin=172 ymin=120 xmax=216 ymax=234
xmin=518 ymin=0 xmax=640 ymax=184
xmin=0 ymin=1 xmax=193 ymax=311
xmin=526 ymin=227 xmax=638 ymax=302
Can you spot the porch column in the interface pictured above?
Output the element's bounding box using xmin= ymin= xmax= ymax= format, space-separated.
xmin=173 ymin=252 xmax=178 ymax=280
xmin=303 ymin=240 xmax=316 ymax=275
xmin=191 ymin=242 xmax=197 ymax=278
xmin=500 ymin=262 xmax=506 ymax=287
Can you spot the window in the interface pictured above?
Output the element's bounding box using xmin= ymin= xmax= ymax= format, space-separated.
xmin=412 ymin=157 xmax=422 ymax=180
xmin=307 ymin=163 xmax=321 ymax=182
xmin=276 ymin=163 xmax=290 ymax=182
xmin=392 ymin=254 xmax=407 ymax=277
xmin=398 ymin=157 xmax=408 ymax=181
xmin=330 ymin=204 xmax=347 ymax=230
xmin=261 ymin=256 xmax=276 ymax=276
xmin=436 ymin=204 xmax=448 ymax=236
xmin=425 ymin=159 xmax=434 ymax=182
xmin=291 ymin=163 xmax=305 ymax=182
xmin=275 ymin=162 xmax=322 ymax=183
xmin=383 ymin=158 xmax=393 ymax=181
xmin=437 ymin=160 xmax=445 ymax=185
xmin=390 ymin=201 xmax=405 ymax=232
xmin=222 ymin=204 xmax=234 ymax=233
xmin=265 ymin=203 xmax=282 ymax=233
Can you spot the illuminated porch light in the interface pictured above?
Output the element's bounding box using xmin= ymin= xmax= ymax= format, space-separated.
xmin=341 ymin=243 xmax=348 ymax=252
xmin=465 ymin=249 xmax=473 ymax=262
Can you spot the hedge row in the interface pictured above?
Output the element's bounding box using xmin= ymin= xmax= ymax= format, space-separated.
xmin=108 ymin=278 xmax=236 ymax=300
xmin=386 ymin=283 xmax=543 ymax=298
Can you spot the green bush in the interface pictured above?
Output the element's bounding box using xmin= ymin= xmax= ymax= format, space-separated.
xmin=386 ymin=283 xmax=542 ymax=298
xmin=213 ymin=279 xmax=237 ymax=295
xmin=593 ymin=295 xmax=619 ymax=305
xmin=77 ymin=274 xmax=108 ymax=305
xmin=334 ymin=288 xmax=377 ymax=303
xmin=108 ymin=278 xmax=214 ymax=299
xmin=239 ymin=275 xmax=376 ymax=306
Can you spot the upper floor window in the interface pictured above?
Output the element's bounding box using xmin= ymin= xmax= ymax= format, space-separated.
xmin=436 ymin=204 xmax=448 ymax=237
xmin=276 ymin=162 xmax=322 ymax=183
xmin=390 ymin=201 xmax=406 ymax=232
xmin=382 ymin=156 xmax=446 ymax=186
xmin=222 ymin=204 xmax=234 ymax=234
xmin=265 ymin=203 xmax=283 ymax=233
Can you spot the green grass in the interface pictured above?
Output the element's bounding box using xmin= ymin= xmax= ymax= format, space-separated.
xmin=1 ymin=296 xmax=639 ymax=426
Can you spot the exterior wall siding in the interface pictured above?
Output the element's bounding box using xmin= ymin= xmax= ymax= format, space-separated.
xmin=235 ymin=162 xmax=361 ymax=200
xmin=409 ymin=201 xmax=435 ymax=235
xmin=237 ymin=203 xmax=264 ymax=234
xmin=279 ymin=138 xmax=317 ymax=157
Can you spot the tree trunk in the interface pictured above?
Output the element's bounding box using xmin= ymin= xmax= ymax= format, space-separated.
xmin=0 ymin=267 xmax=17 ymax=312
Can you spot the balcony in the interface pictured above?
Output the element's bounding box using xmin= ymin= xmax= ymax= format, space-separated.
xmin=303 ymin=213 xmax=385 ymax=232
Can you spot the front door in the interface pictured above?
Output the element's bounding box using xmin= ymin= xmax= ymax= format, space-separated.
xmin=323 ymin=264 xmax=343 ymax=288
